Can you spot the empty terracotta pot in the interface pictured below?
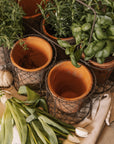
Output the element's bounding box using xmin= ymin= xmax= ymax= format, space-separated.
xmin=10 ymin=36 xmax=53 ymax=89
xmin=47 ymin=61 xmax=93 ymax=113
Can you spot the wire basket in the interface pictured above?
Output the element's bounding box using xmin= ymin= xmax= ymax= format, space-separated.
xmin=45 ymin=61 xmax=96 ymax=124
xmin=11 ymin=34 xmax=57 ymax=90
xmin=46 ymin=94 xmax=92 ymax=124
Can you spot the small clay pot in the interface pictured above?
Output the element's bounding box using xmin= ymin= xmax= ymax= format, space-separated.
xmin=10 ymin=36 xmax=53 ymax=89
xmin=47 ymin=61 xmax=93 ymax=113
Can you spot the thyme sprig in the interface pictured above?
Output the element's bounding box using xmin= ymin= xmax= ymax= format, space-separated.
xmin=0 ymin=0 xmax=25 ymax=49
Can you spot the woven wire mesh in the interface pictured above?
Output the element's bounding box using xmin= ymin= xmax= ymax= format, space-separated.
xmin=46 ymin=93 xmax=92 ymax=124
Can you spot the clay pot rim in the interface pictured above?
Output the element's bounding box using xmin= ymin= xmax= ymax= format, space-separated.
xmin=42 ymin=19 xmax=74 ymax=41
xmin=17 ymin=0 xmax=42 ymax=19
xmin=82 ymin=53 xmax=114 ymax=69
xmin=47 ymin=60 xmax=93 ymax=101
xmin=88 ymin=59 xmax=114 ymax=69
xmin=10 ymin=36 xmax=53 ymax=72
xmin=23 ymin=13 xmax=41 ymax=19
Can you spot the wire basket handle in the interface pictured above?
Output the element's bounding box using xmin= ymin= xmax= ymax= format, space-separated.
xmin=76 ymin=0 xmax=97 ymax=43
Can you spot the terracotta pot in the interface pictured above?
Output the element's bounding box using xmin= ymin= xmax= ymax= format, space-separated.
xmin=17 ymin=0 xmax=47 ymax=19
xmin=42 ymin=19 xmax=75 ymax=44
xmin=47 ymin=61 xmax=93 ymax=113
xmin=16 ymin=0 xmax=48 ymax=27
xmin=10 ymin=36 xmax=53 ymax=89
xmin=82 ymin=53 xmax=114 ymax=85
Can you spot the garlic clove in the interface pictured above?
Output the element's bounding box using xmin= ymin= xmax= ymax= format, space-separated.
xmin=75 ymin=127 xmax=88 ymax=138
xmin=3 ymin=71 xmax=13 ymax=86
xmin=1 ymin=95 xmax=7 ymax=104
xmin=67 ymin=134 xmax=80 ymax=143
xmin=0 ymin=70 xmax=13 ymax=87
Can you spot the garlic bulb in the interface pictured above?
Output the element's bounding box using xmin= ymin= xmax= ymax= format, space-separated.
xmin=0 ymin=70 xmax=13 ymax=87
xmin=67 ymin=134 xmax=80 ymax=143
xmin=75 ymin=127 xmax=88 ymax=138
xmin=1 ymin=94 xmax=7 ymax=104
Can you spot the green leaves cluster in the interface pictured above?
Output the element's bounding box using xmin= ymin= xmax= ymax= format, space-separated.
xmin=58 ymin=0 xmax=114 ymax=66
xmin=0 ymin=0 xmax=25 ymax=49
xmin=58 ymin=39 xmax=83 ymax=67
xmin=0 ymin=86 xmax=74 ymax=144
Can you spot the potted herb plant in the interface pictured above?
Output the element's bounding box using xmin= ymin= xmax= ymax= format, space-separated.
xmin=58 ymin=0 xmax=114 ymax=85
xmin=0 ymin=0 xmax=25 ymax=49
xmin=38 ymin=0 xmax=84 ymax=43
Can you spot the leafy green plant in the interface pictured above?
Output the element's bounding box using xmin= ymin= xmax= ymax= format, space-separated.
xmin=0 ymin=86 xmax=74 ymax=144
xmin=38 ymin=0 xmax=84 ymax=38
xmin=58 ymin=0 xmax=114 ymax=67
xmin=0 ymin=0 xmax=25 ymax=49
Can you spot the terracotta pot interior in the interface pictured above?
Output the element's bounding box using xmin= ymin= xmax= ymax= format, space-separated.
xmin=48 ymin=61 xmax=93 ymax=100
xmin=18 ymin=0 xmax=46 ymax=17
xmin=11 ymin=36 xmax=52 ymax=71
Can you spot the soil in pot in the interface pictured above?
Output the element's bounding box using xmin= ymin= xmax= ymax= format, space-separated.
xmin=47 ymin=61 xmax=93 ymax=113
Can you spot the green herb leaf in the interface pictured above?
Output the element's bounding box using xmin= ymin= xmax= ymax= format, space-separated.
xmin=36 ymin=109 xmax=75 ymax=132
xmin=38 ymin=115 xmax=69 ymax=135
xmin=18 ymin=85 xmax=40 ymax=101
xmin=32 ymin=121 xmax=48 ymax=144
xmin=4 ymin=104 xmax=13 ymax=144
xmin=27 ymin=124 xmax=39 ymax=144
xmin=39 ymin=118 xmax=58 ymax=144
xmin=7 ymin=101 xmax=27 ymax=144
xmin=0 ymin=109 xmax=6 ymax=144
xmin=57 ymin=39 xmax=71 ymax=48
xmin=70 ymin=53 xmax=81 ymax=68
